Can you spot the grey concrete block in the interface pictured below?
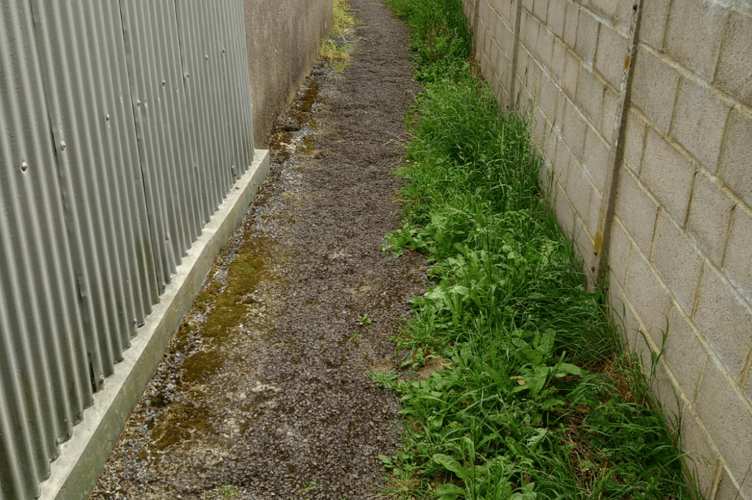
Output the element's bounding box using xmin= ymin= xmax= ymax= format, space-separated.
xmin=539 ymin=72 xmax=559 ymax=121
xmin=632 ymin=46 xmax=680 ymax=134
xmin=523 ymin=10 xmax=539 ymax=53
xmin=563 ymin=1 xmax=579 ymax=47
xmin=615 ymin=168 xmax=659 ymax=254
xmin=746 ymin=366 xmax=752 ymax=421
xmin=553 ymin=133 xmax=573 ymax=186
xmin=534 ymin=0 xmax=550 ymax=22
xmin=496 ymin=52 xmax=511 ymax=94
xmin=485 ymin=17 xmax=494 ymax=58
xmin=665 ymin=0 xmax=727 ymax=80
xmin=498 ymin=0 xmax=516 ymax=21
xmin=624 ymin=107 xmax=646 ymax=173
xmin=687 ymin=173 xmax=734 ymax=266
xmin=716 ymin=465 xmax=752 ymax=500
xmin=693 ymin=266 xmax=752 ymax=382
xmin=652 ymin=212 xmax=703 ymax=315
xmin=724 ymin=208 xmax=752 ymax=305
xmin=679 ymin=409 xmax=719 ymax=499
xmin=482 ymin=52 xmax=492 ymax=81
xmin=640 ymin=0 xmax=671 ymax=50
xmin=624 ymin=246 xmax=672 ymax=344
xmin=562 ymin=49 xmax=580 ymax=100
xmin=551 ymin=37 xmax=566 ymax=80
xmin=587 ymin=0 xmax=619 ymax=22
xmin=640 ymin=128 xmax=695 ymax=226
xmin=665 ymin=307 xmax=708 ymax=403
xmin=520 ymin=81 xmax=535 ymax=114
xmin=715 ymin=12 xmax=752 ymax=107
xmin=608 ymin=218 xmax=631 ymax=285
xmin=548 ymin=0 xmax=566 ymax=37
xmin=694 ymin=355 xmax=752 ymax=499
xmin=555 ymin=85 xmax=567 ymax=130
xmin=610 ymin=277 xmax=643 ymax=354
xmin=586 ymin=186 xmax=602 ymax=240
xmin=672 ymin=77 xmax=730 ymax=172
xmin=538 ymin=25 xmax=555 ymax=67
xmin=567 ymin=158 xmax=596 ymax=226
xmin=651 ymin=359 xmax=682 ymax=426
xmin=481 ymin=0 xmax=493 ymax=22
xmin=595 ymin=25 xmax=629 ymax=89
xmin=575 ymin=8 xmax=600 ymax=67
xmin=533 ymin=107 xmax=549 ymax=145
xmin=576 ymin=65 xmax=605 ymax=126
xmin=545 ymin=125 xmax=560 ymax=163
xmin=500 ymin=86 xmax=510 ymax=108
xmin=494 ymin=12 xmax=509 ymax=48
xmin=589 ymin=0 xmax=634 ymax=29
xmin=554 ymin=180 xmax=577 ymax=235
xmin=583 ymin=124 xmax=609 ymax=193
xmin=599 ymin=86 xmax=619 ymax=140
xmin=491 ymin=42 xmax=503 ymax=80
xmin=719 ymin=108 xmax=752 ymax=208
xmin=502 ymin=20 xmax=517 ymax=59
xmin=489 ymin=10 xmax=501 ymax=47
xmin=530 ymin=61 xmax=544 ymax=100
xmin=573 ymin=217 xmax=598 ymax=274
xmin=562 ymin=98 xmax=588 ymax=159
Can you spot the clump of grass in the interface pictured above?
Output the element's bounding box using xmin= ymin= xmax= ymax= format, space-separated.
xmin=332 ymin=0 xmax=356 ymax=38
xmin=320 ymin=0 xmax=357 ymax=72
xmin=379 ymin=0 xmax=699 ymax=498
xmin=385 ymin=0 xmax=471 ymax=82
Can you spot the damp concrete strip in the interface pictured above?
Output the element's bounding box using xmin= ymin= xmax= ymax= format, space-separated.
xmin=38 ymin=149 xmax=271 ymax=500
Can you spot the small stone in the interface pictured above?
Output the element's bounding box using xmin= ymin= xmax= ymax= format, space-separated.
xmin=278 ymin=116 xmax=301 ymax=132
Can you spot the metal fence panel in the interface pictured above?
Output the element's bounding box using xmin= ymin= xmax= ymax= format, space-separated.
xmin=1 ymin=2 xmax=92 ymax=498
xmin=0 ymin=1 xmax=255 ymax=498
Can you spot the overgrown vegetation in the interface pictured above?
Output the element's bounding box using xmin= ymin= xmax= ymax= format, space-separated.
xmin=376 ymin=0 xmax=699 ymax=498
xmin=320 ymin=0 xmax=357 ymax=72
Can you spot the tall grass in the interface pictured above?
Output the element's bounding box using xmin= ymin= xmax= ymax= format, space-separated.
xmin=320 ymin=0 xmax=357 ymax=71
xmin=377 ymin=0 xmax=698 ymax=498
xmin=386 ymin=0 xmax=471 ymax=81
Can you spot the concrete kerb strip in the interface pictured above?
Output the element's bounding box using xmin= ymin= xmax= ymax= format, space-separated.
xmin=38 ymin=149 xmax=271 ymax=500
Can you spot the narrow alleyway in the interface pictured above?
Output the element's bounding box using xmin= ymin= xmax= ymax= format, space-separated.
xmin=91 ymin=0 xmax=426 ymax=498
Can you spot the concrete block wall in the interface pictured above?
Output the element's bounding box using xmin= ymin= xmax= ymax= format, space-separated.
xmin=465 ymin=0 xmax=752 ymax=497
xmin=244 ymin=0 xmax=334 ymax=144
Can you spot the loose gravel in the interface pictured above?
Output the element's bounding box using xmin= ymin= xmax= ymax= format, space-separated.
xmin=90 ymin=1 xmax=426 ymax=499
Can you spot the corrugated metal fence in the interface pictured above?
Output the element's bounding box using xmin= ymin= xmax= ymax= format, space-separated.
xmin=0 ymin=1 xmax=255 ymax=498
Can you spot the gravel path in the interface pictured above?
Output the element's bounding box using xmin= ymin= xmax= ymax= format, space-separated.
xmin=91 ymin=1 xmax=425 ymax=498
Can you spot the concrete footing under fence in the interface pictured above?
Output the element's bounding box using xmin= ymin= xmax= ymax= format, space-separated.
xmin=38 ymin=150 xmax=271 ymax=500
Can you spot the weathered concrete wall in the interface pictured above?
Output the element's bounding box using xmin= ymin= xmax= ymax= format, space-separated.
xmin=245 ymin=0 xmax=334 ymax=144
xmin=465 ymin=0 xmax=752 ymax=498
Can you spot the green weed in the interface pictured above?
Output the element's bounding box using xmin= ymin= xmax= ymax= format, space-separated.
xmin=202 ymin=484 xmax=237 ymax=500
xmin=384 ymin=0 xmax=471 ymax=82
xmin=380 ymin=0 xmax=699 ymax=498
xmin=357 ymin=314 xmax=373 ymax=326
xmin=300 ymin=480 xmax=319 ymax=494
xmin=320 ymin=0 xmax=357 ymax=72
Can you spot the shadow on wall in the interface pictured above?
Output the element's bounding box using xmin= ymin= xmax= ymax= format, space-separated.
xmin=244 ymin=0 xmax=334 ymax=144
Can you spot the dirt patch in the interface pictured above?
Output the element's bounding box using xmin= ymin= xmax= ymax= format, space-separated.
xmin=90 ymin=1 xmax=425 ymax=499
